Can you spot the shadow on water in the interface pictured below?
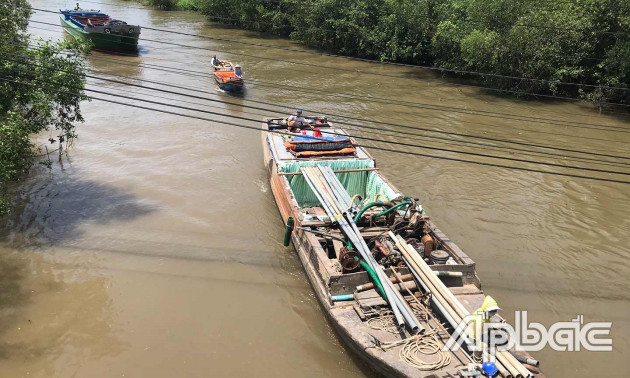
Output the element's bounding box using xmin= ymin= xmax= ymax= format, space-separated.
xmin=0 ymin=165 xmax=144 ymax=368
xmin=1 ymin=171 xmax=156 ymax=247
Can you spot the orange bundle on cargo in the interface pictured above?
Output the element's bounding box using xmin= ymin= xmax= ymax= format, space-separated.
xmin=213 ymin=71 xmax=235 ymax=79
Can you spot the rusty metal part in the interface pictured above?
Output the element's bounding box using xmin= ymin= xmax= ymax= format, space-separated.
xmin=338 ymin=246 xmax=361 ymax=272
xmin=405 ymin=238 xmax=424 ymax=257
xmin=374 ymin=239 xmax=391 ymax=257
xmin=421 ymin=234 xmax=434 ymax=254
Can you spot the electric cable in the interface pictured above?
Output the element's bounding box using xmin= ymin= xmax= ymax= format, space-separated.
xmin=31 ymin=8 xmax=630 ymax=91
xmin=3 ymin=73 xmax=629 ymax=179
xmin=5 ymin=75 xmax=629 ymax=184
xmin=4 ymin=52 xmax=629 ymax=166
xmin=27 ymin=18 xmax=630 ymax=108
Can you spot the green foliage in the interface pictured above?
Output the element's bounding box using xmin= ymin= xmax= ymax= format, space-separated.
xmin=140 ymin=0 xmax=628 ymax=104
xmin=0 ymin=0 xmax=88 ymax=215
xmin=145 ymin=0 xmax=178 ymax=9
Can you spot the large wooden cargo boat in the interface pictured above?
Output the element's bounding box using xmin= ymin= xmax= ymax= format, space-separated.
xmin=60 ymin=9 xmax=141 ymax=51
xmin=261 ymin=117 xmax=544 ymax=378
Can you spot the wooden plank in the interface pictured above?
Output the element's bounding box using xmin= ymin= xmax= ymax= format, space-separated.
xmin=279 ymin=168 xmax=378 ymax=176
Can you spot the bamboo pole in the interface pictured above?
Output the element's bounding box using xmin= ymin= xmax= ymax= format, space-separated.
xmin=393 ymin=233 xmax=531 ymax=378
xmin=356 ymin=271 xmax=463 ymax=291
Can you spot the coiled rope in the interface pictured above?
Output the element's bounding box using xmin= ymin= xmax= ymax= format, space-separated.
xmin=367 ymin=292 xmax=453 ymax=370
xmin=399 ymin=334 xmax=452 ymax=370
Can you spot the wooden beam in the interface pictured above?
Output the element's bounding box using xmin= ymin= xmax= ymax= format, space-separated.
xmin=279 ymin=168 xmax=378 ymax=176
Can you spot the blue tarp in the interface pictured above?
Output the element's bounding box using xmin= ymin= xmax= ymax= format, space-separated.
xmin=291 ymin=136 xmax=350 ymax=143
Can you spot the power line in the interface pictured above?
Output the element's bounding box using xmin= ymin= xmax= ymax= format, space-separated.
xmin=50 ymin=55 xmax=630 ymax=159
xmin=78 ymin=75 xmax=577 ymax=163
xmin=93 ymin=53 xmax=629 ymax=133
xmin=15 ymin=34 xmax=630 ymax=140
xmin=68 ymin=0 xmax=629 ymax=35
xmin=3 ymin=69 xmax=630 ymax=178
xmin=21 ymin=29 xmax=629 ymax=137
xmin=78 ymin=48 xmax=628 ymax=132
xmin=31 ymin=8 xmax=630 ymax=92
xmin=21 ymin=23 xmax=627 ymax=128
xmin=5 ymin=50 xmax=629 ymax=163
xmin=59 ymin=37 xmax=627 ymax=122
xmin=28 ymin=18 xmax=630 ymax=108
xmin=2 ymin=75 xmax=628 ymax=184
xmin=27 ymin=21 xmax=626 ymax=124
xmin=86 ymin=80 xmax=630 ymax=167
xmin=164 ymin=14 xmax=611 ymax=62
xmin=58 ymin=69 xmax=630 ymax=164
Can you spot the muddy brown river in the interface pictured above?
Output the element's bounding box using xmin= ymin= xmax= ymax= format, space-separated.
xmin=2 ymin=1 xmax=629 ymax=377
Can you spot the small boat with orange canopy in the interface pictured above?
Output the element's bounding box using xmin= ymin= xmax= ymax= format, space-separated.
xmin=211 ymin=58 xmax=244 ymax=93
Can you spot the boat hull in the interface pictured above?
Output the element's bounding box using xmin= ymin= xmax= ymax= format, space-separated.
xmin=212 ymin=61 xmax=244 ymax=93
xmin=260 ymin=128 xmax=469 ymax=377
xmin=260 ymin=120 xmax=545 ymax=378
xmin=60 ymin=16 xmax=139 ymax=51
xmin=216 ymin=80 xmax=244 ymax=93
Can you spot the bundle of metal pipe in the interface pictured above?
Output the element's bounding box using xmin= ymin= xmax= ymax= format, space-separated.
xmin=389 ymin=232 xmax=533 ymax=378
xmin=300 ymin=165 xmax=424 ymax=334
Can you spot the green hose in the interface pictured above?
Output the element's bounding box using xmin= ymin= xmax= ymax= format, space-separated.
xmin=360 ymin=260 xmax=388 ymax=302
xmin=371 ymin=201 xmax=411 ymax=219
xmin=283 ymin=217 xmax=294 ymax=247
xmin=354 ymin=202 xmax=388 ymax=223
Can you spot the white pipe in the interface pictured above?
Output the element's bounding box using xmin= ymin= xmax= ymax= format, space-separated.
xmin=301 ymin=167 xmax=407 ymax=327
xmin=307 ymin=167 xmax=423 ymax=333
xmin=393 ymin=233 xmax=529 ymax=378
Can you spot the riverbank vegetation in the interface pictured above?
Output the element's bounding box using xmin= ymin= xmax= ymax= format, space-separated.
xmin=141 ymin=0 xmax=629 ymax=105
xmin=0 ymin=1 xmax=88 ymax=215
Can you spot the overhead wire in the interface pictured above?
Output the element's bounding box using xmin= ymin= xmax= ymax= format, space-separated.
xmin=87 ymin=53 xmax=630 ymax=134
xmin=31 ymin=7 xmax=630 ymax=92
xmin=2 ymin=75 xmax=628 ymax=185
xmin=49 ymin=34 xmax=626 ymax=122
xmin=67 ymin=0 xmax=630 ymax=35
xmin=19 ymin=14 xmax=630 ymax=165
xmin=75 ymin=50 xmax=630 ymax=132
xmin=70 ymin=62 xmax=630 ymax=160
xmin=3 ymin=69 xmax=630 ymax=178
xmin=71 ymin=74 xmax=630 ymax=166
xmin=21 ymin=22 xmax=630 ymax=134
xmin=85 ymin=56 xmax=630 ymax=155
xmin=27 ymin=18 xmax=630 ymax=108
xmin=4 ymin=50 xmax=630 ymax=165
xmin=14 ymin=33 xmax=630 ymax=156
xmin=16 ymin=34 xmax=630 ymax=143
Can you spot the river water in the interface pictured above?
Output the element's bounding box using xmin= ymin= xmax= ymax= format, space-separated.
xmin=2 ymin=1 xmax=629 ymax=377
